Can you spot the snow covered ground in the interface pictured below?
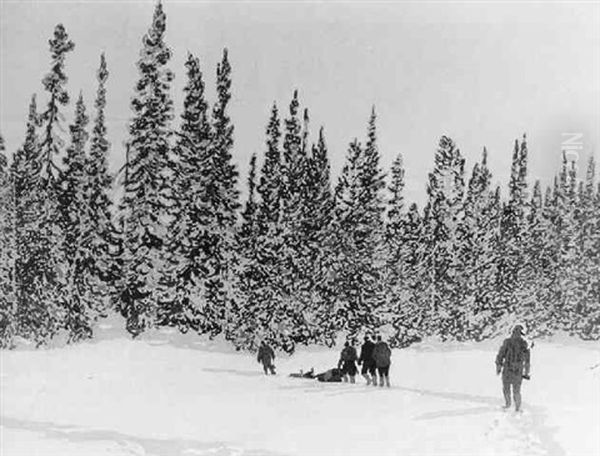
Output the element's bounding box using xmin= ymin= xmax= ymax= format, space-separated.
xmin=1 ymin=324 xmax=599 ymax=456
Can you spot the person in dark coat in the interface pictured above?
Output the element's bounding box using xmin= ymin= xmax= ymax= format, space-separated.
xmin=496 ymin=325 xmax=530 ymax=411
xmin=338 ymin=341 xmax=358 ymax=383
xmin=257 ymin=340 xmax=276 ymax=375
xmin=372 ymin=335 xmax=392 ymax=387
xmin=358 ymin=335 xmax=377 ymax=386
xmin=316 ymin=368 xmax=343 ymax=382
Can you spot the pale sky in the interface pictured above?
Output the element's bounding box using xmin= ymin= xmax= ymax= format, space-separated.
xmin=1 ymin=0 xmax=599 ymax=204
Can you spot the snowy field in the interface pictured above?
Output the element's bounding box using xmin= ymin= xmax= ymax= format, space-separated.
xmin=1 ymin=324 xmax=599 ymax=456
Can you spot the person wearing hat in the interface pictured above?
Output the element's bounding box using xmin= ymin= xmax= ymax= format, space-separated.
xmin=495 ymin=324 xmax=531 ymax=412
xmin=358 ymin=335 xmax=377 ymax=386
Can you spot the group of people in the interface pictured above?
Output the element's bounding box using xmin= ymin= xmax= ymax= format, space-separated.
xmin=338 ymin=335 xmax=392 ymax=387
xmin=257 ymin=325 xmax=531 ymax=411
xmin=256 ymin=335 xmax=392 ymax=387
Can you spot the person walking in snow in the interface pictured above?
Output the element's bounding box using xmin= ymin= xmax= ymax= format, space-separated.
xmin=338 ymin=341 xmax=359 ymax=383
xmin=358 ymin=335 xmax=377 ymax=386
xmin=495 ymin=324 xmax=531 ymax=412
xmin=372 ymin=335 xmax=392 ymax=387
xmin=257 ymin=340 xmax=276 ymax=375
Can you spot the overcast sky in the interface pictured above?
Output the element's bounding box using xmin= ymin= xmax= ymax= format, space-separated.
xmin=1 ymin=0 xmax=599 ymax=204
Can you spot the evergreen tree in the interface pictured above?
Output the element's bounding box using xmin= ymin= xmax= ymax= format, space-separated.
xmin=556 ymin=157 xmax=582 ymax=331
xmin=39 ymin=24 xmax=75 ymax=184
xmin=383 ymin=153 xmax=427 ymax=345
xmin=11 ymin=95 xmax=60 ymax=344
xmin=118 ymin=2 xmax=174 ymax=336
xmin=58 ymin=93 xmax=95 ymax=342
xmin=521 ymin=180 xmax=555 ymax=335
xmin=257 ymin=103 xmax=283 ymax=230
xmin=386 ymin=154 xmax=406 ymax=232
xmin=585 ymin=180 xmax=600 ymax=339
xmin=423 ymin=135 xmax=465 ymax=337
xmin=11 ymin=97 xmax=37 ymax=339
xmin=383 ymin=153 xmax=411 ymax=341
xmin=157 ymin=52 xmax=211 ymax=333
xmin=86 ymin=53 xmax=117 ymax=304
xmin=454 ymin=148 xmax=499 ymax=340
xmin=250 ymin=104 xmax=287 ymax=349
xmin=497 ymin=135 xmax=529 ymax=318
xmin=332 ymin=108 xmax=386 ymax=338
xmin=395 ymin=202 xmax=429 ymax=345
xmin=266 ymin=91 xmax=314 ymax=351
xmin=0 ymin=134 xmax=17 ymax=348
xmin=542 ymin=152 xmax=580 ymax=332
xmin=25 ymin=24 xmax=76 ymax=343
xmin=239 ymin=155 xmax=259 ymax=262
xmin=199 ymin=48 xmax=240 ymax=338
xmin=575 ymin=156 xmax=599 ymax=338
xmin=304 ymin=127 xmax=337 ymax=345
xmin=234 ymin=154 xmax=262 ymax=345
xmin=541 ymin=177 xmax=563 ymax=332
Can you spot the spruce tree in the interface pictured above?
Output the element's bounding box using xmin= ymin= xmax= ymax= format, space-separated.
xmin=11 ymin=97 xmax=37 ymax=341
xmin=118 ymin=2 xmax=174 ymax=336
xmin=543 ymin=152 xmax=580 ymax=332
xmin=257 ymin=103 xmax=283 ymax=230
xmin=251 ymin=103 xmax=287 ymax=349
xmin=396 ymin=202 xmax=429 ymax=345
xmin=454 ymin=148 xmax=500 ymax=340
xmin=275 ymin=91 xmax=313 ymax=350
xmin=576 ymin=156 xmax=599 ymax=338
xmin=58 ymin=93 xmax=96 ymax=342
xmin=423 ymin=135 xmax=465 ymax=338
xmin=542 ymin=177 xmax=563 ymax=332
xmin=304 ymin=127 xmax=337 ymax=345
xmin=556 ymin=157 xmax=581 ymax=331
xmin=332 ymin=108 xmax=386 ymax=338
xmin=39 ymin=24 xmax=75 ymax=184
xmin=383 ymin=153 xmax=410 ymax=341
xmin=497 ymin=135 xmax=529 ymax=319
xmin=0 ymin=134 xmax=17 ymax=348
xmin=521 ymin=180 xmax=555 ymax=335
xmin=239 ymin=154 xmax=259 ymax=265
xmin=157 ymin=52 xmax=211 ymax=333
xmin=86 ymin=53 xmax=117 ymax=304
xmin=234 ymin=154 xmax=262 ymax=346
xmin=585 ymin=180 xmax=600 ymax=339
xmin=198 ymin=48 xmax=240 ymax=338
xmin=26 ymin=24 xmax=76 ymax=343
xmin=11 ymin=95 xmax=60 ymax=344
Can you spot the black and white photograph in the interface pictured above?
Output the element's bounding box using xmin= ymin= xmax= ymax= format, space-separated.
xmin=0 ymin=0 xmax=599 ymax=455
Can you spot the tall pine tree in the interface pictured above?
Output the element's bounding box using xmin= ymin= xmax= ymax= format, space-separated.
xmin=423 ymin=135 xmax=465 ymax=338
xmin=27 ymin=24 xmax=76 ymax=343
xmin=332 ymin=108 xmax=386 ymax=339
xmin=86 ymin=53 xmax=117 ymax=306
xmin=197 ymin=48 xmax=240 ymax=337
xmin=59 ymin=93 xmax=96 ymax=342
xmin=455 ymin=148 xmax=500 ymax=340
xmin=157 ymin=52 xmax=211 ymax=333
xmin=498 ymin=135 xmax=529 ymax=319
xmin=250 ymin=104 xmax=287 ymax=349
xmin=0 ymin=134 xmax=17 ymax=347
xmin=118 ymin=2 xmax=174 ymax=336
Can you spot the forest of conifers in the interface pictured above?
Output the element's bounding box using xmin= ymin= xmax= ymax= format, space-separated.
xmin=0 ymin=3 xmax=598 ymax=352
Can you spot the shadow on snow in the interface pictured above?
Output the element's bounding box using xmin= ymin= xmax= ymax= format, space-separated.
xmin=1 ymin=415 xmax=286 ymax=456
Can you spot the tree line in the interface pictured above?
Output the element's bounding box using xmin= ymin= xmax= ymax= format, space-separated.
xmin=1 ymin=3 xmax=598 ymax=351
